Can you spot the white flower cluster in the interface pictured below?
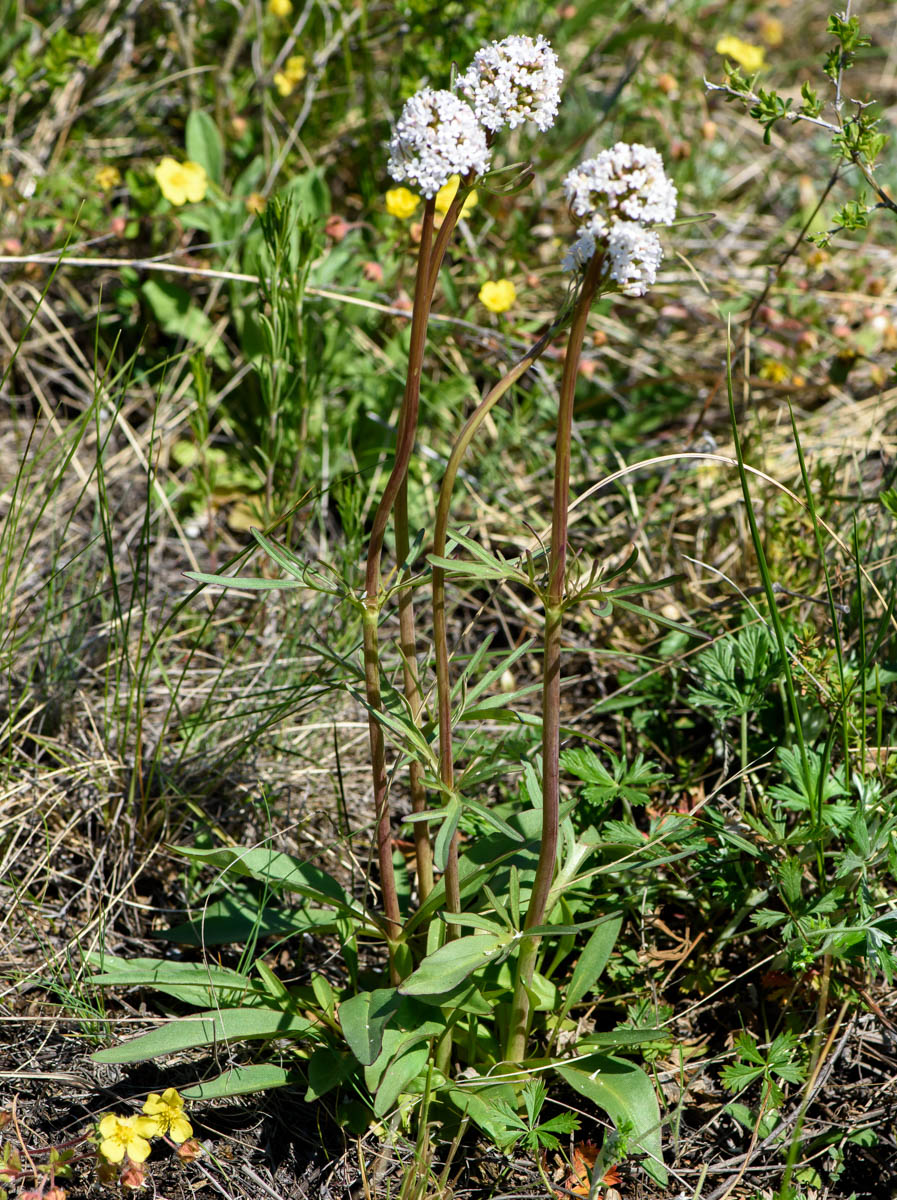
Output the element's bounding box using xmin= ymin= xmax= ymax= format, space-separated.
xmin=387 ymin=88 xmax=490 ymax=197
xmin=564 ymin=143 xmax=677 ymax=228
xmin=606 ymin=222 xmax=663 ymax=296
xmin=561 ymin=142 xmax=676 ymax=296
xmin=458 ymin=34 xmax=563 ymax=133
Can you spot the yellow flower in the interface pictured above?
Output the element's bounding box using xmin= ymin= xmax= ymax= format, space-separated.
xmin=285 ymin=54 xmax=306 ymax=83
xmin=759 ymin=359 xmax=789 ymax=383
xmin=434 ymin=174 xmax=478 ymax=217
xmin=479 ymin=279 xmax=516 ymax=314
xmin=715 ymin=36 xmax=765 ymax=73
xmin=142 ymin=1089 xmax=193 ymax=1144
xmin=760 ymin=17 xmax=784 ymax=47
xmin=245 ymin=192 xmax=266 ymax=215
xmin=95 ymin=165 xmax=121 ymax=192
xmin=385 ymin=187 xmax=420 ymax=219
xmin=273 ymin=71 xmax=294 ymax=96
xmin=97 ymin=1114 xmax=158 ymax=1164
xmin=154 ymin=158 xmax=208 ymax=206
xmin=268 ymin=0 xmax=292 ymax=15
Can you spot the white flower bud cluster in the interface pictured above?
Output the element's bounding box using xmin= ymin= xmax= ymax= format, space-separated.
xmin=606 ymin=222 xmax=663 ymax=296
xmin=458 ymin=34 xmax=564 ymax=133
xmin=387 ymin=88 xmax=490 ymax=198
xmin=561 ymin=142 xmax=676 ymax=296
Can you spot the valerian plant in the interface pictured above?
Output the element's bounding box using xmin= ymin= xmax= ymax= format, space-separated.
xmin=707 ymin=7 xmax=892 ymax=247
xmin=89 ymin=34 xmax=682 ymax=1187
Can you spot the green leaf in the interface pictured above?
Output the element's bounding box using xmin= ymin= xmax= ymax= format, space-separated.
xmin=92 ymin=1008 xmax=317 ymax=1064
xmin=554 ymin=1056 xmax=666 ymax=1185
xmin=141 ymin=280 xmax=228 ymax=368
xmin=174 ymin=846 xmax=371 ymax=923
xmin=435 ymin=795 xmax=462 ymax=872
xmin=89 ymin=955 xmax=265 ymax=1008
xmin=399 ymin=933 xmax=515 ymax=997
xmin=182 ymin=1065 xmax=299 ymax=1100
xmin=339 ymin=988 xmax=400 ymax=1066
xmin=185 ymin=572 xmax=305 ymax=592
xmin=305 ymin=1047 xmax=356 ymax=1101
xmin=564 ymin=914 xmax=623 ymax=1013
xmin=372 ymin=1046 xmax=430 ymax=1117
xmin=185 ymin=109 xmax=224 ymax=185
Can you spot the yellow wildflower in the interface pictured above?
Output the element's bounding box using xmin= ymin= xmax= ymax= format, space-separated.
xmin=715 ymin=36 xmax=765 ymax=73
xmin=154 ymin=158 xmax=208 ymax=206
xmin=268 ymin=0 xmax=292 ymax=15
xmin=760 ymin=17 xmax=784 ymax=47
xmin=759 ymin=359 xmax=789 ymax=383
xmin=434 ymin=174 xmax=478 ymax=217
xmin=142 ymin=1088 xmax=193 ymax=1144
xmin=245 ymin=192 xmax=266 ymax=215
xmin=385 ymin=187 xmax=420 ymax=219
xmin=273 ymin=53 xmax=306 ymax=95
xmin=285 ymin=54 xmax=306 ymax=83
xmin=95 ymin=165 xmax=121 ymax=192
xmin=97 ymin=1114 xmax=158 ymax=1164
xmin=479 ymin=279 xmax=516 ymax=314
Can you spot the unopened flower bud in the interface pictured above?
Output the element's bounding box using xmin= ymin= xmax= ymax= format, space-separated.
xmin=176 ymin=1139 xmax=203 ymax=1163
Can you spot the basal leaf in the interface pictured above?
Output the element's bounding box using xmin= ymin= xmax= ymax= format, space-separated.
xmin=92 ymin=1008 xmax=317 ymax=1064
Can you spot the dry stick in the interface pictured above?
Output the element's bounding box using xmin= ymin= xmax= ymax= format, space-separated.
xmin=363 ymin=198 xmax=436 ymax=956
xmin=433 ymin=319 xmax=569 ymax=936
xmin=505 ymin=250 xmax=605 ymax=1064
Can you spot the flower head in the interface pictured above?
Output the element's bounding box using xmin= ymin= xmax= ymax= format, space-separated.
xmin=561 ymin=143 xmax=675 ymax=295
xmin=479 ymin=278 xmax=516 ymax=313
xmin=385 ymin=186 xmax=420 ymax=219
xmin=268 ymin=0 xmax=291 ymax=14
xmin=97 ymin=1114 xmax=158 ymax=1164
xmin=95 ymin=165 xmax=121 ymax=192
xmin=154 ymin=158 xmax=207 ymax=206
xmin=388 ymin=88 xmax=490 ymax=198
xmin=459 ymin=35 xmax=563 ymax=132
xmin=606 ymin=221 xmax=663 ymax=295
xmin=434 ymin=174 xmax=478 ymax=217
xmin=715 ymin=36 xmax=765 ymax=72
xmin=564 ymin=142 xmax=677 ymax=229
xmin=273 ymin=53 xmax=306 ymax=96
xmin=141 ymin=1088 xmax=193 ymax=1144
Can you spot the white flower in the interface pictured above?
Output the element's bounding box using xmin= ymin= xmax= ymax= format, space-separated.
xmin=459 ymin=34 xmax=563 ymax=133
xmin=561 ymin=229 xmax=596 ymax=273
xmin=563 ymin=142 xmax=677 ymax=228
xmin=606 ymin=221 xmax=663 ymax=296
xmin=387 ymin=88 xmax=490 ymax=197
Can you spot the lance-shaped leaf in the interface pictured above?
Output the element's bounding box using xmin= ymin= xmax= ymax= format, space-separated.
xmin=399 ymin=932 xmax=517 ymax=997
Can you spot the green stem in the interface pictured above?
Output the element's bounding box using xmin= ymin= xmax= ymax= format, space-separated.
xmin=363 ymin=198 xmax=436 ymax=950
xmin=433 ymin=321 xmax=567 ymax=935
xmin=505 ymin=251 xmax=605 ymax=1064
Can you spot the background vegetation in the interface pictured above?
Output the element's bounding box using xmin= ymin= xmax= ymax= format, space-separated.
xmin=2 ymin=1 xmax=897 ymax=1197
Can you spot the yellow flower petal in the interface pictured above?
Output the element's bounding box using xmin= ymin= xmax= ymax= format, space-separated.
xmin=479 ymin=279 xmax=516 ymax=314
xmin=268 ymin=0 xmax=292 ymax=15
xmin=154 ymin=157 xmax=207 ymax=206
xmin=169 ymin=1114 xmax=194 ymax=1144
xmin=285 ymin=54 xmax=306 ymax=83
xmin=434 ymin=175 xmax=478 ymax=218
xmin=715 ymin=35 xmax=765 ymax=73
xmin=385 ymin=187 xmax=420 ymax=220
xmin=273 ymin=71 xmax=294 ymax=97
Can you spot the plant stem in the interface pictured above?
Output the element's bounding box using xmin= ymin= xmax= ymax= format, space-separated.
xmin=395 ymin=479 xmax=434 ymax=900
xmin=433 ymin=321 xmax=567 ymax=935
xmin=363 ymin=198 xmax=436 ymax=950
xmin=505 ymin=251 xmax=604 ymax=1063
